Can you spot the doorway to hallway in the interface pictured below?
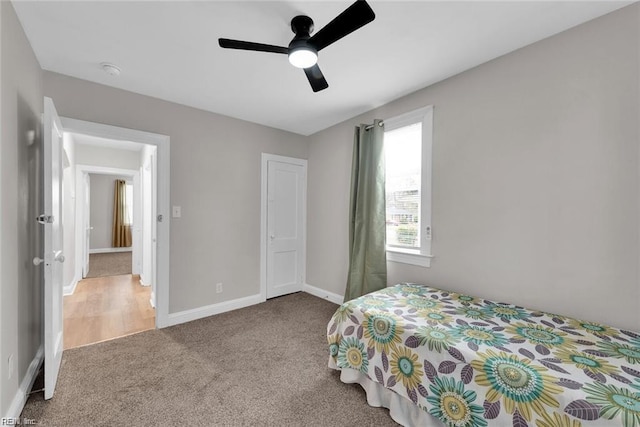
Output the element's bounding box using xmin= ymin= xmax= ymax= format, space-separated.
xmin=63 ymin=274 xmax=154 ymax=349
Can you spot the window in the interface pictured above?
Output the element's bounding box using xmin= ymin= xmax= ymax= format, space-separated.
xmin=384 ymin=106 xmax=433 ymax=267
xmin=124 ymin=183 xmax=134 ymax=225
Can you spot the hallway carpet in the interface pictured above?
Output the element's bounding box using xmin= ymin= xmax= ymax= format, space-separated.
xmin=86 ymin=251 xmax=132 ymax=278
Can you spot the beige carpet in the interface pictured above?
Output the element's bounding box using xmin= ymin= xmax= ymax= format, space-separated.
xmin=22 ymin=292 xmax=397 ymax=426
xmin=86 ymin=251 xmax=132 ymax=278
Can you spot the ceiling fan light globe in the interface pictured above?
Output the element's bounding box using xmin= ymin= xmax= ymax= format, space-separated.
xmin=288 ymin=48 xmax=317 ymax=69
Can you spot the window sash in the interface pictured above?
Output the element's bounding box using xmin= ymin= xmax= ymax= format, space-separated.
xmin=385 ymin=123 xmax=422 ymax=250
xmin=383 ymin=106 xmax=433 ymax=267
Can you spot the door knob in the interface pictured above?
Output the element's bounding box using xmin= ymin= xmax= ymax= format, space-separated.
xmin=54 ymin=251 xmax=65 ymax=263
xmin=33 ymin=257 xmax=44 ymax=266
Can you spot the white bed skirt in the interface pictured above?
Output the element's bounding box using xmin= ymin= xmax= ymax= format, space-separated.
xmin=333 ymin=367 xmax=446 ymax=427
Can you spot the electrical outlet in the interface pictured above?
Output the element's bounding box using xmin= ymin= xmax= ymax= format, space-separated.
xmin=216 ymin=283 xmax=223 ymax=293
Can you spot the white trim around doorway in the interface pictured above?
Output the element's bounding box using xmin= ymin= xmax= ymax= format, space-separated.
xmin=61 ymin=117 xmax=171 ymax=329
xmin=259 ymin=153 xmax=307 ymax=302
xmin=74 ymin=164 xmax=140 ymax=280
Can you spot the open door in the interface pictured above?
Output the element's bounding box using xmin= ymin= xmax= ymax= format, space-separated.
xmin=42 ymin=97 xmax=64 ymax=400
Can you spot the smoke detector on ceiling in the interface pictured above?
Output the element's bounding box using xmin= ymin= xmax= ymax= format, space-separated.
xmin=100 ymin=62 xmax=121 ymax=76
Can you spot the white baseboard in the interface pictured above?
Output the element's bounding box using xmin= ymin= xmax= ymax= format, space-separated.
xmin=63 ymin=273 xmax=79 ymax=296
xmin=139 ymin=277 xmax=151 ymax=287
xmin=5 ymin=345 xmax=43 ymax=420
xmin=303 ymin=284 xmax=344 ymax=305
xmin=89 ymin=247 xmax=132 ymax=254
xmin=161 ymin=286 xmax=343 ymax=329
xmin=149 ymin=291 xmax=156 ymax=309
xmin=162 ymin=293 xmax=264 ymax=328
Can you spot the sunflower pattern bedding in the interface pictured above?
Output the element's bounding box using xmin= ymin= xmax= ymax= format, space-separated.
xmin=327 ymin=284 xmax=640 ymax=427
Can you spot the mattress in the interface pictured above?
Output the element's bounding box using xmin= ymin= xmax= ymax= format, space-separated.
xmin=327 ymin=283 xmax=640 ymax=426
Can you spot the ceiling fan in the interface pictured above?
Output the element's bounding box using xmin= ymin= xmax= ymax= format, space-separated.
xmin=218 ymin=0 xmax=375 ymax=92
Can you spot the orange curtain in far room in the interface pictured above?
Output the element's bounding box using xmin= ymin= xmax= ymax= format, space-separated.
xmin=112 ymin=179 xmax=132 ymax=247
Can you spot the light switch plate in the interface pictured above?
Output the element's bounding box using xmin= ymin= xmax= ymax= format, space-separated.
xmin=172 ymin=206 xmax=181 ymax=218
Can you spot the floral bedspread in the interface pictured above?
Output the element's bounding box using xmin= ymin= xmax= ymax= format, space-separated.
xmin=327 ymin=283 xmax=640 ymax=427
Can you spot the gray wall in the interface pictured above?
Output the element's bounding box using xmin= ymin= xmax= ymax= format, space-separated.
xmin=1 ymin=0 xmax=43 ymax=416
xmin=307 ymin=5 xmax=640 ymax=331
xmin=75 ymin=144 xmax=141 ymax=170
xmin=43 ymin=72 xmax=308 ymax=312
xmin=89 ymin=174 xmax=131 ymax=250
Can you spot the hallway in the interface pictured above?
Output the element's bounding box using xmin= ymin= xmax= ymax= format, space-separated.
xmin=63 ymin=275 xmax=154 ymax=349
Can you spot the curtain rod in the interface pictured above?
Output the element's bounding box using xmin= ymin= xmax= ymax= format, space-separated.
xmin=364 ymin=121 xmax=384 ymax=131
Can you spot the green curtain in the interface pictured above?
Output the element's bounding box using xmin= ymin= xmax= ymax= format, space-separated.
xmin=344 ymin=119 xmax=387 ymax=301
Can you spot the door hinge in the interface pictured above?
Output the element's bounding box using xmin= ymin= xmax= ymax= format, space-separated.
xmin=36 ymin=214 xmax=54 ymax=224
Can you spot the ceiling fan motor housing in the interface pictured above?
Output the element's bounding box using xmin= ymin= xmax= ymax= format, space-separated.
xmin=290 ymin=15 xmax=314 ymax=38
xmin=289 ymin=15 xmax=318 ymax=68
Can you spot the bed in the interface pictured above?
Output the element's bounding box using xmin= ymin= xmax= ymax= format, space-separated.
xmin=327 ymin=283 xmax=640 ymax=426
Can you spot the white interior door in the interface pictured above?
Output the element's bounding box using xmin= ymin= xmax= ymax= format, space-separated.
xmin=83 ymin=173 xmax=90 ymax=277
xmin=266 ymin=159 xmax=306 ymax=299
xmin=43 ymin=97 xmax=64 ymax=400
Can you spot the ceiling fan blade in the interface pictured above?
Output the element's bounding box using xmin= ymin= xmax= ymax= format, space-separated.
xmin=304 ymin=64 xmax=329 ymax=92
xmin=308 ymin=0 xmax=375 ymax=51
xmin=218 ymin=38 xmax=288 ymax=54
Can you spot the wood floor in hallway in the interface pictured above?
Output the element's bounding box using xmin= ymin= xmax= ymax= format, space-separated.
xmin=63 ymin=274 xmax=155 ymax=350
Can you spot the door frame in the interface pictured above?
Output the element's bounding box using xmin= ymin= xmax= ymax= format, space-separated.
xmin=74 ymin=165 xmax=141 ymax=282
xmin=259 ymin=153 xmax=307 ymax=301
xmin=60 ymin=117 xmax=171 ymax=328
xmin=82 ymin=172 xmax=90 ymax=278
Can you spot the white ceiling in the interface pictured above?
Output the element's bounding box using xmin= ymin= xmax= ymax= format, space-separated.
xmin=13 ymin=1 xmax=632 ymax=136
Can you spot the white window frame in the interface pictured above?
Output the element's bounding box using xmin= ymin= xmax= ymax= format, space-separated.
xmin=384 ymin=105 xmax=434 ymax=268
